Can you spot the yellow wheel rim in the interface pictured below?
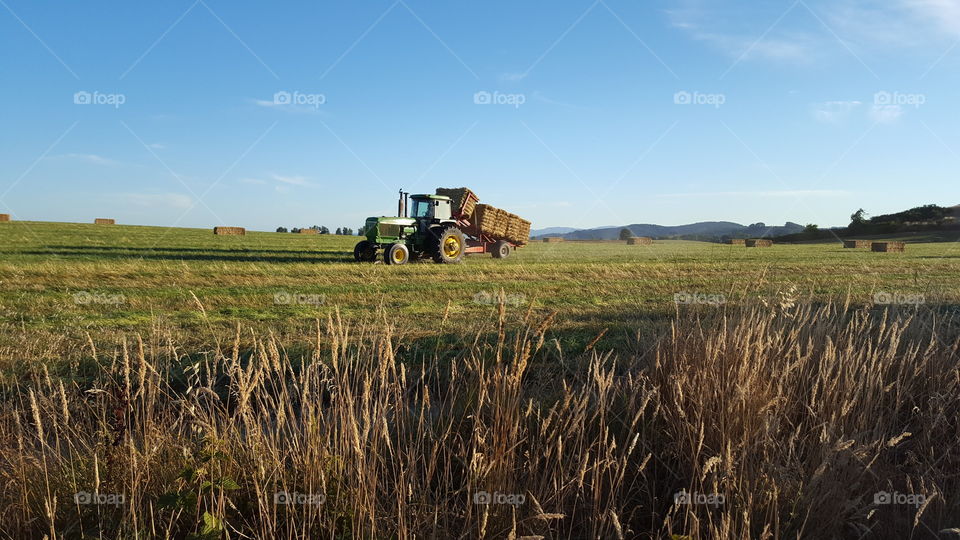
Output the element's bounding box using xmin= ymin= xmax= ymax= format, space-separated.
xmin=393 ymin=249 xmax=405 ymax=263
xmin=443 ymin=237 xmax=461 ymax=257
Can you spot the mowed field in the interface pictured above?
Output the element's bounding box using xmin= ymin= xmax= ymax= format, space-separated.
xmin=2 ymin=221 xmax=960 ymax=539
xmin=2 ymin=220 xmax=958 ymax=352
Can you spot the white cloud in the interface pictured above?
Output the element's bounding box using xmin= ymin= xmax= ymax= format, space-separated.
xmin=813 ymin=100 xmax=862 ymax=123
xmin=116 ymin=193 xmax=193 ymax=209
xmin=499 ymin=72 xmax=528 ymax=81
xmin=870 ymin=104 xmax=904 ymax=124
xmin=52 ymin=153 xmax=120 ymax=166
xmin=657 ymin=190 xmax=850 ymax=198
xmin=271 ymin=174 xmax=309 ymax=186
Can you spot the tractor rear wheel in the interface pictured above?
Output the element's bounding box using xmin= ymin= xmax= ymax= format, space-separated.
xmin=354 ymin=240 xmax=376 ymax=262
xmin=492 ymin=240 xmax=511 ymax=259
xmin=431 ymin=227 xmax=466 ymax=264
xmin=384 ymin=243 xmax=410 ymax=265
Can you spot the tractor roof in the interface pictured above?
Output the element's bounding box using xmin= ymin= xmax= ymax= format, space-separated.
xmin=411 ymin=194 xmax=451 ymax=201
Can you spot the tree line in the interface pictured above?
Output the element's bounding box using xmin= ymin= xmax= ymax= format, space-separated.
xmin=275 ymin=226 xmax=360 ymax=235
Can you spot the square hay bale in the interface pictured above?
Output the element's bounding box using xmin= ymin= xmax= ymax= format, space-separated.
xmin=213 ymin=226 xmax=245 ymax=236
xmin=94 ymin=218 xmax=115 ymax=225
xmin=626 ymin=237 xmax=653 ymax=245
xmin=843 ymin=240 xmax=871 ymax=249
xmin=728 ymin=238 xmax=746 ymax=245
xmin=436 ymin=187 xmax=478 ymax=218
xmin=872 ymin=241 xmax=905 ymax=253
xmin=298 ymin=228 xmax=318 ymax=235
xmin=745 ymin=239 xmax=773 ymax=247
xmin=471 ymin=204 xmax=506 ymax=238
xmin=542 ymin=237 xmax=564 ymax=243
xmin=0 ymin=214 xmax=9 ymax=222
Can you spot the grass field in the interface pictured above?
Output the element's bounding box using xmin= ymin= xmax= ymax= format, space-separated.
xmin=2 ymin=220 xmax=958 ymax=351
xmin=1 ymin=221 xmax=959 ymax=538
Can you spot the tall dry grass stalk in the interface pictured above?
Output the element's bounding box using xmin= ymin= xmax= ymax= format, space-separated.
xmin=0 ymin=302 xmax=958 ymax=538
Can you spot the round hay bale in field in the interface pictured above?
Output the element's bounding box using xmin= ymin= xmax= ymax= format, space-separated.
xmin=843 ymin=240 xmax=871 ymax=249
xmin=745 ymin=239 xmax=773 ymax=247
xmin=872 ymin=241 xmax=905 ymax=253
xmin=626 ymin=237 xmax=652 ymax=245
xmin=214 ymin=226 xmax=246 ymax=236
xmin=0 ymin=214 xmax=10 ymax=222
xmin=94 ymin=218 xmax=115 ymax=225
xmin=542 ymin=237 xmax=564 ymax=243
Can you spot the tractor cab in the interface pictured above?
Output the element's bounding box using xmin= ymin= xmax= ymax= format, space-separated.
xmin=409 ymin=194 xmax=452 ymax=222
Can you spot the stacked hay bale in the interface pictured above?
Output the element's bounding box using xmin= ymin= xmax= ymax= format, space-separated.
xmin=626 ymin=237 xmax=653 ymax=245
xmin=745 ymin=239 xmax=773 ymax=247
xmin=872 ymin=241 xmax=905 ymax=253
xmin=543 ymin=237 xmax=564 ymax=243
xmin=436 ymin=187 xmax=478 ymax=218
xmin=298 ymin=229 xmax=318 ymax=235
xmin=503 ymin=211 xmax=531 ymax=245
xmin=843 ymin=240 xmax=871 ymax=249
xmin=0 ymin=214 xmax=9 ymax=222
xmin=94 ymin=218 xmax=115 ymax=225
xmin=214 ymin=227 xmax=245 ymax=236
xmin=728 ymin=238 xmax=746 ymax=245
xmin=471 ymin=204 xmax=508 ymax=239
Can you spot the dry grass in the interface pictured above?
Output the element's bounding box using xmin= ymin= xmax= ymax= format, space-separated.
xmin=1 ymin=301 xmax=957 ymax=538
xmin=213 ymin=227 xmax=246 ymax=236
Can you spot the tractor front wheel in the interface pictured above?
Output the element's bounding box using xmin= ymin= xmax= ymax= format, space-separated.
xmin=384 ymin=243 xmax=410 ymax=265
xmin=354 ymin=240 xmax=376 ymax=262
xmin=431 ymin=227 xmax=466 ymax=264
xmin=492 ymin=240 xmax=511 ymax=259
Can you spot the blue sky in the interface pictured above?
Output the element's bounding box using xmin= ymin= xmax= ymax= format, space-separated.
xmin=1 ymin=0 xmax=958 ymax=231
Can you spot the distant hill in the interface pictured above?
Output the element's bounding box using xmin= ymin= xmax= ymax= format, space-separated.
xmin=530 ymin=226 xmax=581 ymax=237
xmin=534 ymin=221 xmax=804 ymax=241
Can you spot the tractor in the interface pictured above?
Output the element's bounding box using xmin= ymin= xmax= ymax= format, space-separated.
xmin=354 ymin=190 xmax=517 ymax=265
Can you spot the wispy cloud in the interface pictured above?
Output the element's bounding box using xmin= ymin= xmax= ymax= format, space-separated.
xmin=271 ymin=173 xmax=309 ymax=186
xmin=115 ymin=192 xmax=193 ymax=209
xmin=499 ymin=72 xmax=528 ymax=82
xmin=813 ymin=100 xmax=862 ymax=123
xmin=870 ymin=104 xmax=904 ymax=124
xmin=657 ymin=189 xmax=850 ymax=198
xmin=51 ymin=153 xmax=120 ymax=166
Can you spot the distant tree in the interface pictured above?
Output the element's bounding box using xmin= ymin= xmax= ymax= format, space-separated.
xmin=343 ymin=227 xmax=353 ymax=236
xmin=803 ymin=223 xmax=819 ymax=235
xmin=320 ymin=226 xmax=330 ymax=234
xmin=275 ymin=227 xmax=288 ymax=233
xmin=618 ymin=228 xmax=633 ymax=240
xmin=850 ymin=208 xmax=868 ymax=227
xmin=358 ymin=226 xmax=365 ymax=236
xmin=335 ymin=227 xmax=342 ymax=235
xmin=291 ymin=227 xmax=301 ymax=234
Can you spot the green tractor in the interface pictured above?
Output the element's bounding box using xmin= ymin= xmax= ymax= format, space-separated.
xmin=354 ymin=190 xmax=516 ymax=265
